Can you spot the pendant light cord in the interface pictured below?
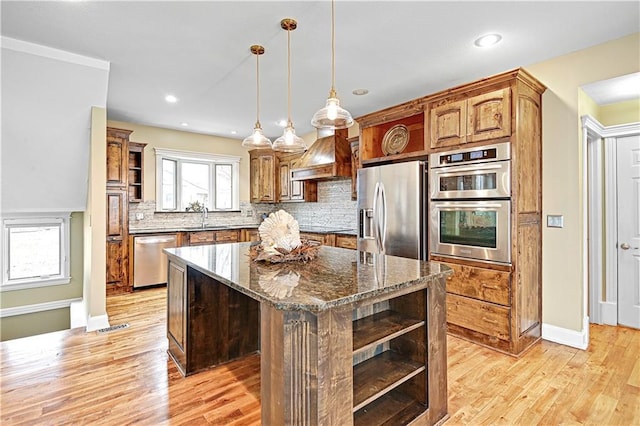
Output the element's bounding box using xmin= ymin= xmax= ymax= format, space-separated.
xmin=255 ymin=52 xmax=261 ymax=125
xmin=331 ymin=0 xmax=335 ymax=93
xmin=287 ymin=26 xmax=292 ymax=125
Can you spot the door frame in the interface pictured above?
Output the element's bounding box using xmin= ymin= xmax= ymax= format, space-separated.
xmin=582 ymin=115 xmax=640 ymax=325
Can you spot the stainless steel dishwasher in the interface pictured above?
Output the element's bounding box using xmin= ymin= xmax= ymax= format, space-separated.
xmin=133 ymin=234 xmax=178 ymax=288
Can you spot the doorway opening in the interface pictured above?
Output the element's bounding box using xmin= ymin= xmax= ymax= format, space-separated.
xmin=583 ymin=116 xmax=640 ymax=328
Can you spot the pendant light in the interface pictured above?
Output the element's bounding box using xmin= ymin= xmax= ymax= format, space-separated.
xmin=311 ymin=0 xmax=354 ymax=130
xmin=242 ymin=45 xmax=272 ymax=148
xmin=273 ymin=18 xmax=307 ymax=153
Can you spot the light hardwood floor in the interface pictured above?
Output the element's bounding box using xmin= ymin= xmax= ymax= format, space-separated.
xmin=1 ymin=287 xmax=638 ymax=425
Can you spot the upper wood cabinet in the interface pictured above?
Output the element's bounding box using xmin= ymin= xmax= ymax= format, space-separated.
xmin=278 ymin=153 xmax=317 ymax=203
xmin=358 ymin=111 xmax=426 ymax=165
xmin=106 ymin=128 xmax=132 ymax=187
xmin=249 ymin=150 xmax=317 ymax=203
xmin=429 ymin=88 xmax=511 ymax=150
xmin=128 ymin=142 xmax=146 ymax=202
xmin=249 ymin=150 xmax=276 ymax=203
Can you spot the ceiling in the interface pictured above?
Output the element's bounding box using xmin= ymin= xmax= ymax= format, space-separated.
xmin=2 ymin=1 xmax=639 ymax=140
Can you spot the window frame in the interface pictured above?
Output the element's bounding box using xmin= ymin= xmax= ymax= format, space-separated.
xmin=154 ymin=148 xmax=241 ymax=212
xmin=1 ymin=212 xmax=71 ymax=291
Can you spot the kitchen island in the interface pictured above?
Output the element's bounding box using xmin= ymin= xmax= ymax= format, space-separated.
xmin=164 ymin=243 xmax=451 ymax=426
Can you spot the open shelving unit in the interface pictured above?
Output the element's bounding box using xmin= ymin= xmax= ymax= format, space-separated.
xmin=351 ymin=290 xmax=428 ymax=425
xmin=128 ymin=142 xmax=146 ymax=202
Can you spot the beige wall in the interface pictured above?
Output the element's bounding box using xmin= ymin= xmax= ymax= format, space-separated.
xmin=107 ymin=120 xmax=252 ymax=203
xmin=0 ymin=212 xmax=84 ymax=341
xmin=85 ymin=107 xmax=108 ymax=327
xmin=599 ymin=98 xmax=640 ymax=126
xmin=526 ymin=32 xmax=640 ymax=332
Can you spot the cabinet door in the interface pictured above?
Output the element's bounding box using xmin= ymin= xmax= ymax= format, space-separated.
xmin=430 ymin=99 xmax=467 ymax=149
xmin=467 ymin=88 xmax=511 ymax=143
xmin=106 ymin=139 xmax=128 ymax=187
xmin=259 ymin=155 xmax=276 ymax=202
xmin=290 ymin=175 xmax=304 ymax=201
xmin=278 ymin=161 xmax=291 ymax=201
xmin=167 ymin=260 xmax=187 ymax=354
xmin=250 ymin=151 xmax=276 ymax=203
xmin=250 ymin=156 xmax=260 ymax=203
xmin=106 ymin=190 xmax=128 ymax=291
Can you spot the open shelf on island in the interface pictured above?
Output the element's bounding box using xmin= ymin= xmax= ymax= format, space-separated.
xmin=353 ymin=350 xmax=425 ymax=412
xmin=353 ymin=310 xmax=424 ymax=356
xmin=354 ymin=387 xmax=427 ymax=426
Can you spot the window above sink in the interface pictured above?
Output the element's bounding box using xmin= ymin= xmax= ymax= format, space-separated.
xmin=155 ymin=148 xmax=240 ymax=213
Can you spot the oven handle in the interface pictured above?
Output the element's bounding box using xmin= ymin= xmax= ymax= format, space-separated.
xmin=432 ymin=163 xmax=505 ymax=174
xmin=434 ymin=203 xmax=505 ymax=209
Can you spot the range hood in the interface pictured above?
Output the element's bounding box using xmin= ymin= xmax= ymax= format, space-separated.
xmin=290 ymin=128 xmax=351 ymax=181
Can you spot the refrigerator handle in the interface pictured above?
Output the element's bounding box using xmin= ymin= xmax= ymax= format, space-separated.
xmin=379 ymin=183 xmax=387 ymax=251
xmin=373 ymin=182 xmax=381 ymax=251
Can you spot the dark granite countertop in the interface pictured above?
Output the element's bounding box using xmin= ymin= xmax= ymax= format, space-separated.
xmin=164 ymin=242 xmax=451 ymax=312
xmin=130 ymin=224 xmax=357 ymax=236
xmin=129 ymin=224 xmax=257 ymax=235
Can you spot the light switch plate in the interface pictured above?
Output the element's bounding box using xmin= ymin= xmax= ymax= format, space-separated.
xmin=547 ymin=215 xmax=564 ymax=228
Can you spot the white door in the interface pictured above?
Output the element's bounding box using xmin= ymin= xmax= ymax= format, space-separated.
xmin=617 ymin=134 xmax=640 ymax=329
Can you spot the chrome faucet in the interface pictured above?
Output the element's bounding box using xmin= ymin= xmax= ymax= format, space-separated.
xmin=201 ymin=207 xmax=208 ymax=229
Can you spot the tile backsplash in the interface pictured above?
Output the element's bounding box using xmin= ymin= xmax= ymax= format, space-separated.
xmin=129 ymin=179 xmax=357 ymax=231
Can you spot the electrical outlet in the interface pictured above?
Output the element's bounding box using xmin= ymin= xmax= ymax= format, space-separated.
xmin=547 ymin=215 xmax=563 ymax=228
xmin=135 ymin=212 xmax=144 ymax=220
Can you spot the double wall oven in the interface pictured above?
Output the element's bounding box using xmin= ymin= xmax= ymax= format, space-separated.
xmin=429 ymin=142 xmax=511 ymax=264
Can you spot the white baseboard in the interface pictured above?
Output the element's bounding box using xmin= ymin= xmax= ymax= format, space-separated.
xmin=70 ymin=299 xmax=87 ymax=328
xmin=86 ymin=314 xmax=110 ymax=332
xmin=542 ymin=320 xmax=589 ymax=350
xmin=0 ymin=297 xmax=82 ymax=318
xmin=600 ymin=301 xmax=617 ymax=325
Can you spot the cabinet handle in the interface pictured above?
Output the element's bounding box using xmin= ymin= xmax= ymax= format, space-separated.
xmin=481 ymin=283 xmax=500 ymax=290
xmin=482 ymin=317 xmax=498 ymax=325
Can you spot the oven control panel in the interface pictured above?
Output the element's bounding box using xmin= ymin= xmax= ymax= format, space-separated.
xmin=430 ymin=142 xmax=510 ymax=168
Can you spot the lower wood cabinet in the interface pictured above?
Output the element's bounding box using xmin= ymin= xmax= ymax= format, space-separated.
xmin=335 ymin=234 xmax=357 ymax=249
xmin=166 ymin=261 xmax=260 ymax=376
xmin=241 ymin=228 xmax=259 ymax=242
xmin=187 ymin=230 xmax=239 ymax=246
xmin=106 ymin=189 xmax=129 ymax=295
xmin=167 ymin=260 xmax=187 ymax=367
xmin=300 ymin=232 xmax=335 ymax=246
xmin=436 ymin=258 xmax=540 ymax=356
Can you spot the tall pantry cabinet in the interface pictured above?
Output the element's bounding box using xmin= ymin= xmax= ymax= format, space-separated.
xmin=106 ymin=127 xmax=131 ymax=295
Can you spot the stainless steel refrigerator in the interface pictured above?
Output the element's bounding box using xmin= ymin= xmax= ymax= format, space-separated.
xmin=357 ymin=161 xmax=428 ymax=260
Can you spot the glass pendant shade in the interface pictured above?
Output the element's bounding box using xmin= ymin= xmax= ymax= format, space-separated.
xmin=242 ymin=45 xmax=272 ymax=149
xmin=272 ymin=122 xmax=306 ymax=153
xmin=311 ymin=90 xmax=354 ymax=129
xmin=242 ymin=122 xmax=272 ymax=148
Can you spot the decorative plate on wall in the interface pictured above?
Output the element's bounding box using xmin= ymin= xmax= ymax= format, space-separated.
xmin=382 ymin=124 xmax=409 ymax=155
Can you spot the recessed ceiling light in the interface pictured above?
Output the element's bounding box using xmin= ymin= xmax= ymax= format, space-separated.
xmin=277 ymin=120 xmax=287 ymax=127
xmin=352 ymin=88 xmax=369 ymax=96
xmin=165 ymin=94 xmax=178 ymax=103
xmin=474 ymin=33 xmax=502 ymax=48
xmin=180 ymin=122 xmax=189 ymax=127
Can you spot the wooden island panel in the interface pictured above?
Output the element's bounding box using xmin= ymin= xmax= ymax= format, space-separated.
xmin=165 ymin=244 xmax=451 ymax=426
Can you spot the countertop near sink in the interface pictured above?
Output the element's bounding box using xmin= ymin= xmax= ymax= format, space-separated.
xmin=129 ymin=224 xmax=356 ymax=236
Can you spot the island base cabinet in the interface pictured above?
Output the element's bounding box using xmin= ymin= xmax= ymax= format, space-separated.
xmin=260 ymin=305 xmax=354 ymax=426
xmin=167 ymin=263 xmax=260 ymax=376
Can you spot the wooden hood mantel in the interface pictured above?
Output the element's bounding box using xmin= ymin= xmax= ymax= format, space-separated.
xmin=290 ymin=128 xmax=352 ymax=181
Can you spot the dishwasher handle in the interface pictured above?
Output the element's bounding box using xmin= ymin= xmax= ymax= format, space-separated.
xmin=135 ymin=236 xmax=177 ymax=245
